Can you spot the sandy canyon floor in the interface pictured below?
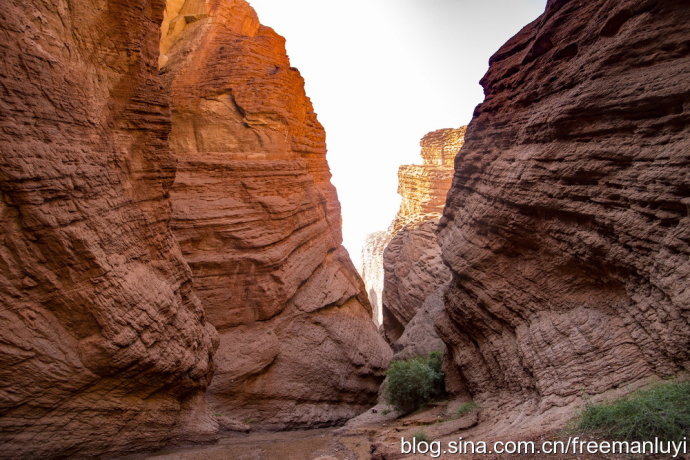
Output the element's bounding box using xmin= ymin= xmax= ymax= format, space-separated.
xmin=126 ymin=401 xmax=671 ymax=460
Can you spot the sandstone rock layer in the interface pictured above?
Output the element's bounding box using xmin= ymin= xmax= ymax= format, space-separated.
xmin=438 ymin=0 xmax=690 ymax=416
xmin=0 ymin=0 xmax=217 ymax=457
xmin=160 ymin=0 xmax=391 ymax=428
xmin=390 ymin=128 xmax=465 ymax=234
xmin=381 ymin=128 xmax=464 ymax=351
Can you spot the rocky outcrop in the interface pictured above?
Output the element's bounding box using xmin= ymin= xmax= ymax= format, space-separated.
xmin=160 ymin=0 xmax=391 ymax=429
xmin=391 ymin=285 xmax=448 ymax=361
xmin=361 ymin=126 xmax=464 ymax=340
xmin=382 ymin=221 xmax=449 ymax=348
xmin=360 ymin=231 xmax=391 ymax=326
xmin=390 ymin=128 xmax=465 ymax=234
xmin=437 ymin=0 xmax=690 ymax=426
xmin=0 ymin=0 xmax=218 ymax=457
xmin=381 ymin=128 xmax=465 ymax=352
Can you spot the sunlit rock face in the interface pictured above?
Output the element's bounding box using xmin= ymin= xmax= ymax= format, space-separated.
xmin=160 ymin=0 xmax=391 ymax=428
xmin=391 ymin=128 xmax=466 ymax=234
xmin=0 ymin=0 xmax=218 ymax=457
xmin=381 ymin=128 xmax=465 ymax=355
xmin=438 ymin=0 xmax=690 ymax=419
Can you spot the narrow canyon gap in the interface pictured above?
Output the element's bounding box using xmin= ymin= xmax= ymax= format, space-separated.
xmin=381 ymin=128 xmax=465 ymax=355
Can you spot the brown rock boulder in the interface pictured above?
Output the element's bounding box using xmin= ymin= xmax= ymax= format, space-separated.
xmin=160 ymin=0 xmax=391 ymax=428
xmin=392 ymin=285 xmax=448 ymax=360
xmin=438 ymin=0 xmax=690 ymax=419
xmin=0 ymin=0 xmax=217 ymax=457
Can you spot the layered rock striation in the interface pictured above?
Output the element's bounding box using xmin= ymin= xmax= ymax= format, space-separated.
xmin=160 ymin=0 xmax=391 ymax=429
xmin=381 ymin=128 xmax=465 ymax=352
xmin=438 ymin=0 xmax=690 ymax=421
xmin=0 ymin=0 xmax=217 ymax=457
xmin=390 ymin=128 xmax=465 ymax=234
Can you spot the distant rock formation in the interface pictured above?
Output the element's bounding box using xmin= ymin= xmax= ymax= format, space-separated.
xmin=360 ymin=231 xmax=391 ymax=326
xmin=380 ymin=128 xmax=466 ymax=356
xmin=160 ymin=0 xmax=391 ymax=429
xmin=437 ymin=0 xmax=690 ymax=430
xmin=390 ymin=128 xmax=466 ymax=234
xmin=0 ymin=0 xmax=217 ymax=457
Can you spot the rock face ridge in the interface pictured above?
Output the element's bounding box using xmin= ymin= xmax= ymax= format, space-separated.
xmin=438 ymin=0 xmax=690 ymax=420
xmin=160 ymin=0 xmax=391 ymax=428
xmin=0 ymin=0 xmax=217 ymax=457
xmin=381 ymin=128 xmax=465 ymax=353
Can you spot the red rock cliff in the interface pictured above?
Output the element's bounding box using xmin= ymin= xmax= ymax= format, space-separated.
xmin=438 ymin=0 xmax=690 ymax=427
xmin=381 ymin=128 xmax=465 ymax=352
xmin=0 ymin=0 xmax=217 ymax=457
xmin=160 ymin=0 xmax=391 ymax=428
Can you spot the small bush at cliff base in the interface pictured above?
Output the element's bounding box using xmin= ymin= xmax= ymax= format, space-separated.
xmin=385 ymin=351 xmax=445 ymax=414
xmin=454 ymin=401 xmax=478 ymax=418
xmin=413 ymin=431 xmax=430 ymax=443
xmin=575 ymin=381 xmax=690 ymax=442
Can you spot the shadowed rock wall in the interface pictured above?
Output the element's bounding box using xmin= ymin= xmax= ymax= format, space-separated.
xmin=0 ymin=0 xmax=218 ymax=457
xmin=438 ymin=0 xmax=690 ymax=414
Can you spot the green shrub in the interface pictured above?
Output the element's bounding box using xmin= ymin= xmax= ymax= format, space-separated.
xmin=454 ymin=401 xmax=478 ymax=418
xmin=413 ymin=431 xmax=430 ymax=443
xmin=427 ymin=350 xmax=443 ymax=375
xmin=385 ymin=351 xmax=445 ymax=414
xmin=575 ymin=380 xmax=690 ymax=442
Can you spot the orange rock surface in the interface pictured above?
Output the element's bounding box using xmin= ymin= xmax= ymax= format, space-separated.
xmin=391 ymin=128 xmax=465 ymax=234
xmin=0 ymin=0 xmax=217 ymax=457
xmin=160 ymin=0 xmax=391 ymax=428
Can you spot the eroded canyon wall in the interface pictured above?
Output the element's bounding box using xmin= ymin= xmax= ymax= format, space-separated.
xmin=160 ymin=0 xmax=391 ymax=428
xmin=381 ymin=128 xmax=465 ymax=355
xmin=0 ymin=0 xmax=217 ymax=457
xmin=438 ymin=0 xmax=690 ymax=418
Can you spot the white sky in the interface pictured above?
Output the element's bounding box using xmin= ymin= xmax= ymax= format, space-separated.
xmin=249 ymin=0 xmax=547 ymax=267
